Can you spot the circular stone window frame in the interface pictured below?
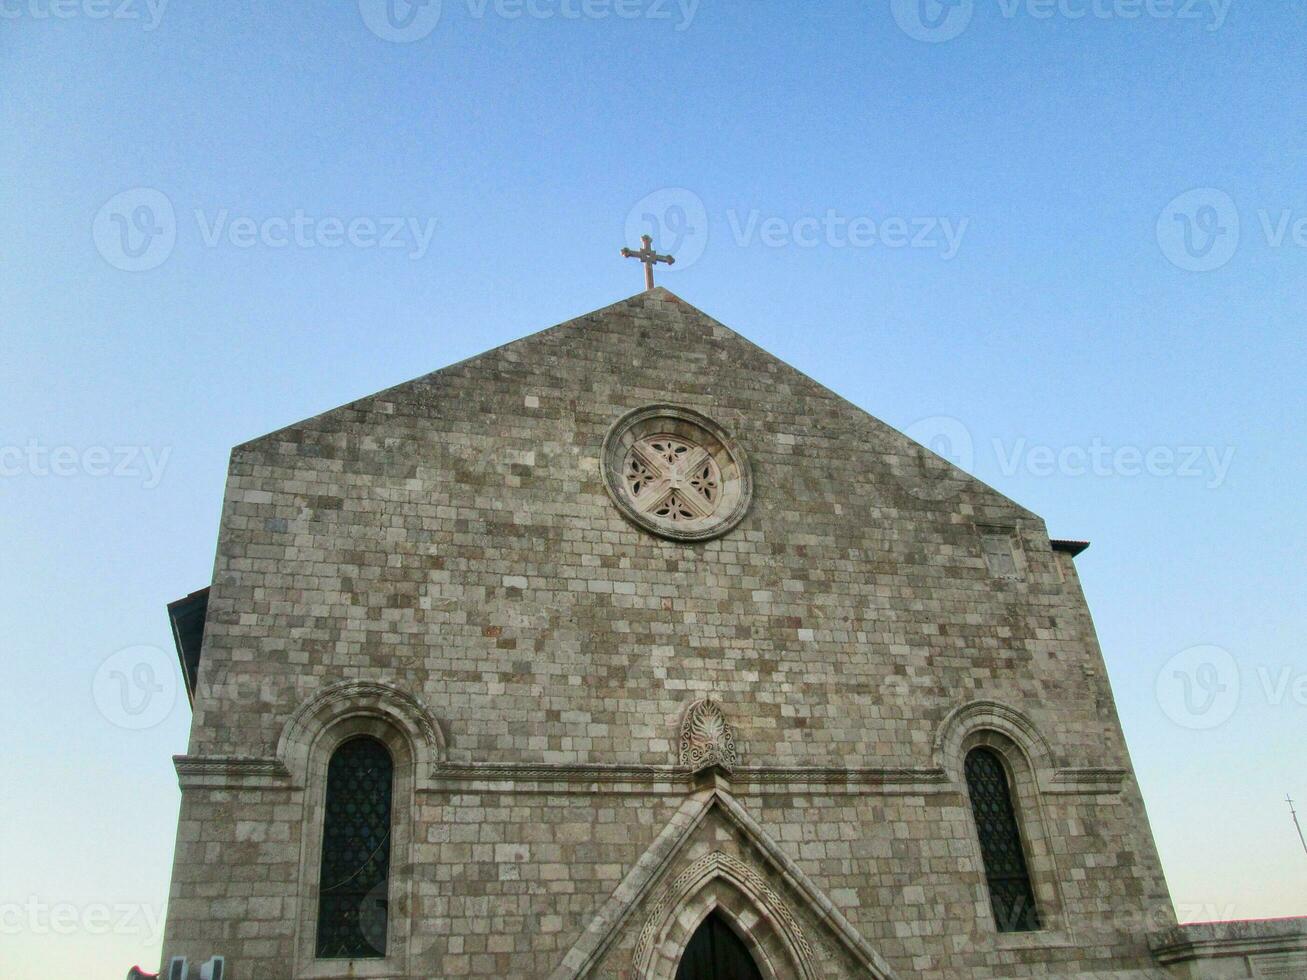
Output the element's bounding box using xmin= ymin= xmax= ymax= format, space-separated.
xmin=601 ymin=404 xmax=753 ymax=543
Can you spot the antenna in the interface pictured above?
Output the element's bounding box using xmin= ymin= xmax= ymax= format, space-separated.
xmin=1287 ymin=795 xmax=1307 ymax=857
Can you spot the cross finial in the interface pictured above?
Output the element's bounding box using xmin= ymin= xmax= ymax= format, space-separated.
xmin=621 ymin=234 xmax=675 ymax=291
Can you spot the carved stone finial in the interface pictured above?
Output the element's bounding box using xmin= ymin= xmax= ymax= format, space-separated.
xmin=679 ymin=697 xmax=739 ymax=772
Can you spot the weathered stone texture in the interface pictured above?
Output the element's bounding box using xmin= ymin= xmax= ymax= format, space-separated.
xmin=160 ymin=289 xmax=1187 ymax=978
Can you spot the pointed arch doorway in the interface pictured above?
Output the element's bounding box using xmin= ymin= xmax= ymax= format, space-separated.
xmin=674 ymin=912 xmax=765 ymax=980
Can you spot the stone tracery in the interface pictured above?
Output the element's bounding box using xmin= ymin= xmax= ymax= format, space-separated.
xmin=624 ymin=435 xmax=723 ymax=522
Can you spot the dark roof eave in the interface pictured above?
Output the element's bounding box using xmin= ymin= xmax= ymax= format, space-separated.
xmin=167 ymin=587 xmax=211 ymax=706
xmin=1050 ymin=539 xmax=1091 ymax=557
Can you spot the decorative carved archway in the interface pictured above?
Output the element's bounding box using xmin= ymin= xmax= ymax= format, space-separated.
xmin=633 ymin=851 xmax=817 ymax=980
xmin=547 ymin=789 xmax=901 ymax=980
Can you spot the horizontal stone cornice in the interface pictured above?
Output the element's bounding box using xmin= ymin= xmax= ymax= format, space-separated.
xmin=426 ymin=763 xmax=952 ymax=795
xmin=174 ymin=755 xmax=293 ymax=788
xmin=174 ymin=755 xmax=1127 ymax=798
xmin=1045 ymin=767 xmax=1129 ymax=795
xmin=1150 ymin=917 xmax=1307 ymax=965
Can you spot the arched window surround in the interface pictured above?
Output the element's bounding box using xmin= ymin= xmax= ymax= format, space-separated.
xmin=956 ymin=725 xmax=1068 ymax=946
xmin=291 ymin=712 xmax=418 ymax=979
xmin=277 ymin=680 xmax=446 ymax=786
xmin=934 ymin=701 xmax=1070 ymax=947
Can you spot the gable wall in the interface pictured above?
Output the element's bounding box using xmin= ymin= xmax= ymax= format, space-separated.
xmin=161 ymin=290 xmax=1176 ymax=978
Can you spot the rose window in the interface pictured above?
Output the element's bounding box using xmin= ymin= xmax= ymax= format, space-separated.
xmin=623 ymin=436 xmax=723 ymax=523
xmin=602 ymin=406 xmax=753 ymax=542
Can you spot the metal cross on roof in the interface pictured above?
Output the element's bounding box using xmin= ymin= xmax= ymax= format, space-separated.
xmin=621 ymin=234 xmax=675 ymax=291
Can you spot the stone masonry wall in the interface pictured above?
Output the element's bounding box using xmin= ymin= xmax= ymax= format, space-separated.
xmin=160 ymin=289 xmax=1177 ymax=978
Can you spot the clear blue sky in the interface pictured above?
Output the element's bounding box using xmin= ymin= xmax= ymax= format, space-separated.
xmin=3 ymin=1 xmax=1305 ymax=974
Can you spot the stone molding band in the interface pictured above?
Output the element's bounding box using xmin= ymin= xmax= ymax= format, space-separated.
xmin=173 ymin=755 xmax=292 ymax=788
xmin=1150 ymin=918 xmax=1307 ymax=971
xmin=173 ymin=755 xmax=1124 ymax=796
xmin=175 ymin=690 xmax=1126 ymax=797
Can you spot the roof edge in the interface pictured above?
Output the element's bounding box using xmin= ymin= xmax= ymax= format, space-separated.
xmin=1051 ymin=539 xmax=1090 ymax=557
xmin=232 ymin=289 xmax=664 ymax=453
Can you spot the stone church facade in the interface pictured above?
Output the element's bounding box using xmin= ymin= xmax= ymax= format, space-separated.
xmin=153 ymin=290 xmax=1306 ymax=979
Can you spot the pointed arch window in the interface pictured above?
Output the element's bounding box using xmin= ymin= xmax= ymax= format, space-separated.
xmin=316 ymin=736 xmax=394 ymax=958
xmin=965 ymin=747 xmax=1041 ymax=933
xmin=674 ymin=912 xmax=763 ymax=980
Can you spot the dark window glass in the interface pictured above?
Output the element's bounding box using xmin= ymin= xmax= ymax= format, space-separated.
xmin=965 ymin=747 xmax=1041 ymax=933
xmin=316 ymin=737 xmax=393 ymax=958
xmin=674 ymin=911 xmax=763 ymax=980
